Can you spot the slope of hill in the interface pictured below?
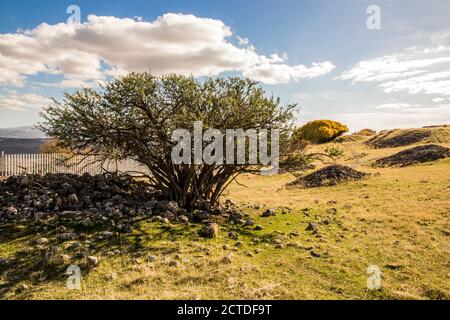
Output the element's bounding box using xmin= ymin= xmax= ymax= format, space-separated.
xmin=367 ymin=126 xmax=450 ymax=148
xmin=0 ymin=126 xmax=46 ymax=139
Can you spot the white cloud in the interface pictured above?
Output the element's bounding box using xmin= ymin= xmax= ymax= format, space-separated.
xmin=243 ymin=61 xmax=335 ymax=85
xmin=432 ymin=97 xmax=445 ymax=103
xmin=0 ymin=93 xmax=50 ymax=111
xmin=236 ymin=36 xmax=249 ymax=45
xmin=376 ymin=103 xmax=418 ymax=110
xmin=338 ymin=45 xmax=450 ymax=99
xmin=0 ymin=13 xmax=334 ymax=88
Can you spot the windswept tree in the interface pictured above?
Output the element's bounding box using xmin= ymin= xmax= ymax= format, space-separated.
xmin=39 ymin=73 xmax=296 ymax=209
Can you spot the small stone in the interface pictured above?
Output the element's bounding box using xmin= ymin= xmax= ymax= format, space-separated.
xmin=68 ymin=193 xmax=79 ymax=203
xmin=310 ymin=250 xmax=321 ymax=258
xmin=169 ymin=260 xmax=180 ymax=267
xmin=274 ymin=244 xmax=284 ymax=249
xmin=243 ymin=250 xmax=253 ymax=257
xmin=106 ymin=272 xmax=118 ymax=280
xmin=0 ymin=258 xmax=11 ymax=266
xmin=221 ymin=254 xmax=232 ymax=264
xmin=147 ymin=255 xmax=157 ymax=262
xmin=6 ymin=206 xmax=18 ymax=215
xmin=86 ymin=255 xmax=99 ymax=267
xmin=222 ymin=244 xmax=229 ymax=250
xmin=36 ymin=237 xmax=49 ymax=245
xmin=99 ymin=231 xmax=114 ymax=238
xmin=254 ymin=225 xmax=263 ymax=231
xmin=228 ymin=231 xmax=239 ymax=240
xmin=166 ymin=201 xmax=180 ymax=213
xmin=305 ymin=222 xmax=319 ymax=233
xmin=235 ymin=241 xmax=243 ymax=247
xmin=254 ymin=248 xmax=262 ymax=254
xmin=244 ymin=219 xmax=255 ymax=226
xmin=261 ymin=208 xmax=276 ymax=217
xmin=58 ymin=232 xmax=78 ymax=242
xmin=67 ymin=241 xmax=81 ymax=250
xmin=385 ymin=263 xmax=403 ymax=270
xmin=162 ymin=217 xmax=170 ymax=224
xmin=60 ymin=254 xmax=71 ymax=263
xmin=151 ymin=215 xmax=163 ymax=222
xmin=199 ymin=223 xmax=219 ymax=238
xmin=178 ymin=215 xmax=189 ymax=223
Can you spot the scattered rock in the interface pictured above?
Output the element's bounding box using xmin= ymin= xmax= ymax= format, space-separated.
xmin=199 ymin=223 xmax=219 ymax=238
xmin=385 ymin=263 xmax=403 ymax=270
xmin=5 ymin=206 xmax=18 ymax=216
xmin=243 ymin=250 xmax=253 ymax=257
xmin=289 ymin=231 xmax=300 ymax=237
xmin=221 ymin=254 xmax=232 ymax=264
xmin=86 ymin=256 xmax=99 ymax=267
xmin=310 ymin=250 xmax=321 ymax=258
xmin=58 ymin=232 xmax=78 ymax=242
xmin=305 ymin=222 xmax=319 ymax=233
xmin=36 ymin=237 xmax=49 ymax=245
xmin=244 ymin=218 xmax=255 ymax=226
xmin=169 ymin=260 xmax=180 ymax=267
xmin=106 ymin=272 xmax=118 ymax=280
xmin=67 ymin=193 xmax=79 ymax=203
xmin=261 ymin=208 xmax=276 ymax=217
xmin=254 ymin=225 xmax=263 ymax=231
xmin=178 ymin=215 xmax=189 ymax=223
xmin=0 ymin=258 xmax=11 ymax=266
xmin=147 ymin=255 xmax=157 ymax=262
xmin=228 ymin=231 xmax=239 ymax=240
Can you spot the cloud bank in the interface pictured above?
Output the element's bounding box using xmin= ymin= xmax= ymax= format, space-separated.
xmin=338 ymin=45 xmax=450 ymax=99
xmin=0 ymin=13 xmax=335 ymax=88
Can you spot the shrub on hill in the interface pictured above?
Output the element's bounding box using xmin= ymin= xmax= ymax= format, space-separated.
xmin=292 ymin=120 xmax=349 ymax=144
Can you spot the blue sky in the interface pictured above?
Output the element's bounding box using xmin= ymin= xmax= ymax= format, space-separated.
xmin=0 ymin=0 xmax=449 ymax=130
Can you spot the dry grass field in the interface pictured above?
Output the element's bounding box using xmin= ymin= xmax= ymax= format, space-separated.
xmin=0 ymin=127 xmax=449 ymax=300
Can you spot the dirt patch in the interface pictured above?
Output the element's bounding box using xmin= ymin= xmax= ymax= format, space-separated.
xmin=287 ymin=164 xmax=369 ymax=188
xmin=374 ymin=144 xmax=450 ymax=167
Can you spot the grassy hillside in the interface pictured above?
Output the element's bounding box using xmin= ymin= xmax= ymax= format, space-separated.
xmin=0 ymin=128 xmax=449 ymax=300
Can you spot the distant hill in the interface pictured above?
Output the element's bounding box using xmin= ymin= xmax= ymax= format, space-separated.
xmin=0 ymin=126 xmax=47 ymax=139
xmin=0 ymin=138 xmax=49 ymax=154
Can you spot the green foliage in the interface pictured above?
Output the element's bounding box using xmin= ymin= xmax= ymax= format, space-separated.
xmin=292 ymin=120 xmax=349 ymax=143
xmin=324 ymin=145 xmax=345 ymax=160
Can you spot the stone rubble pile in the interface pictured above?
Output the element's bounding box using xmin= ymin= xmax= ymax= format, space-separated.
xmin=0 ymin=173 xmax=245 ymax=234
